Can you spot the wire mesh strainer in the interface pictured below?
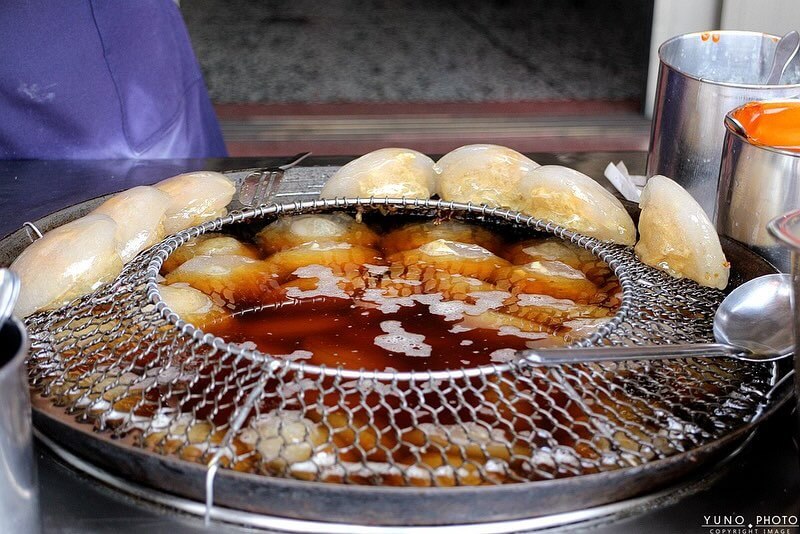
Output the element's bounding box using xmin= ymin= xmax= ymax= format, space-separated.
xmin=24 ymin=194 xmax=790 ymax=525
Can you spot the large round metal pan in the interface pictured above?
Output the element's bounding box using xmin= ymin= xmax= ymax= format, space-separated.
xmin=3 ymin=193 xmax=793 ymax=528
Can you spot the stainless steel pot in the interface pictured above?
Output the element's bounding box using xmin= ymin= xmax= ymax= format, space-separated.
xmin=0 ymin=317 xmax=39 ymax=534
xmin=767 ymin=211 xmax=800 ymax=450
xmin=647 ymin=31 xmax=800 ymax=217
xmin=716 ymin=105 xmax=800 ymax=272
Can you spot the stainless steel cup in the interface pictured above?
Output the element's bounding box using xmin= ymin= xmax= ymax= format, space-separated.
xmin=768 ymin=211 xmax=800 ymax=449
xmin=647 ymin=31 xmax=800 ymax=217
xmin=0 ymin=317 xmax=39 ymax=534
xmin=716 ymin=104 xmax=800 ymax=272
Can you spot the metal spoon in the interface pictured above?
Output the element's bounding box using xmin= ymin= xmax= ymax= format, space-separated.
xmin=766 ymin=30 xmax=800 ymax=85
xmin=0 ymin=269 xmax=20 ymax=327
xmin=522 ymin=274 xmax=794 ymax=365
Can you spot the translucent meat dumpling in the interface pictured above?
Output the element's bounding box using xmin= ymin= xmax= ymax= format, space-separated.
xmin=388 ymin=239 xmax=510 ymax=282
xmin=255 ymin=213 xmax=379 ymax=255
xmin=157 ymin=283 xmax=229 ymax=328
xmin=320 ymin=148 xmax=436 ymax=199
xmin=400 ymin=420 xmax=534 ymax=485
xmin=374 ymin=270 xmax=497 ymax=302
xmin=162 ymin=233 xmax=260 ymax=274
xmin=154 ymin=171 xmax=235 ymax=234
xmin=91 ymin=186 xmax=171 ymax=263
xmin=238 ymin=411 xmax=330 ymax=476
xmin=11 ymin=214 xmax=123 ymax=317
xmin=266 ymin=242 xmax=384 ymax=281
xmin=519 ymin=165 xmax=636 ymax=245
xmin=407 ymin=422 xmax=532 ymax=467
xmin=164 ymin=254 xmax=281 ymax=307
xmin=504 ymin=238 xmax=595 ymax=267
xmin=635 ymin=175 xmax=729 ymax=289
xmin=491 ymin=260 xmax=602 ymax=303
xmin=503 ymin=238 xmax=611 ymax=284
xmin=380 ymin=220 xmax=503 ymax=255
xmin=563 ymin=318 xmax=615 ymax=344
xmin=458 ymin=309 xmax=556 ymax=335
xmin=435 ymin=144 xmax=540 ymax=208
xmin=503 ymin=293 xmax=612 ymax=327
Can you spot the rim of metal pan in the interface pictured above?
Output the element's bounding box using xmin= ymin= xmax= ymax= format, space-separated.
xmin=33 ymin=424 xmax=760 ymax=533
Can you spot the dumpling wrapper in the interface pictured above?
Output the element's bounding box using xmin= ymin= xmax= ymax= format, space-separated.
xmin=266 ymin=242 xmax=384 ymax=281
xmin=320 ymin=148 xmax=436 ymax=199
xmin=157 ymin=283 xmax=229 ymax=327
xmin=255 ymin=213 xmax=378 ymax=255
xmin=165 ymin=254 xmax=281 ymax=306
xmin=519 ymin=165 xmax=636 ymax=245
xmin=11 ymin=214 xmax=123 ymax=317
xmin=239 ymin=411 xmax=329 ymax=467
xmin=435 ymin=144 xmax=540 ymax=207
xmin=635 ymin=175 xmax=729 ymax=289
xmin=381 ymin=220 xmax=503 ymax=255
xmin=155 ymin=171 xmax=235 ymax=234
xmin=492 ymin=260 xmax=602 ymax=303
xmin=91 ymin=186 xmax=171 ymax=263
xmin=388 ymin=239 xmax=510 ymax=282
xmin=162 ymin=234 xmax=260 ymax=273
xmin=503 ymin=238 xmax=612 ymax=285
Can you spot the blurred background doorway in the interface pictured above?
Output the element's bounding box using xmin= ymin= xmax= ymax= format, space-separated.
xmin=182 ymin=0 xmax=653 ymax=156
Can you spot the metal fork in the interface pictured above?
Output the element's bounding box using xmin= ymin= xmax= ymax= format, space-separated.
xmin=237 ymin=152 xmax=311 ymax=207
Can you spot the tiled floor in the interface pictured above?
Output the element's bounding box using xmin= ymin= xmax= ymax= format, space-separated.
xmin=183 ymin=0 xmax=651 ymax=103
xmin=182 ymin=1 xmax=653 ymax=155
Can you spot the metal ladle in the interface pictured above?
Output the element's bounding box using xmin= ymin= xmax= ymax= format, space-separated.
xmin=0 ymin=269 xmax=19 ymax=327
xmin=523 ymin=274 xmax=794 ymax=365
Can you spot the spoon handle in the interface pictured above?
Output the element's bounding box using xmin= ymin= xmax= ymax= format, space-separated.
xmin=767 ymin=30 xmax=800 ymax=85
xmin=521 ymin=343 xmax=739 ymax=365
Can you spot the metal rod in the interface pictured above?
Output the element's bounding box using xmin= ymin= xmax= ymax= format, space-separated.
xmin=522 ymin=343 xmax=743 ymax=365
xmin=22 ymin=222 xmax=43 ymax=243
xmin=203 ymin=361 xmax=279 ymax=525
xmin=278 ymin=151 xmax=312 ymax=170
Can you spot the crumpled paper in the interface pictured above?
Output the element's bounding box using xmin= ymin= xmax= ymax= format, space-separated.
xmin=604 ymin=161 xmax=646 ymax=203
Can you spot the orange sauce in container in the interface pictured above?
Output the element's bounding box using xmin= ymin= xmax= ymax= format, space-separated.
xmin=730 ymin=100 xmax=800 ymax=152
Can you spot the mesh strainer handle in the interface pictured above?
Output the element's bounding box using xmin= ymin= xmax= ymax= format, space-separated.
xmin=521 ymin=343 xmax=740 ymax=365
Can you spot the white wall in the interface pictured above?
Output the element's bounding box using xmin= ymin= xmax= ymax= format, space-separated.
xmin=645 ymin=0 xmax=721 ymax=117
xmin=720 ymin=0 xmax=800 ymax=34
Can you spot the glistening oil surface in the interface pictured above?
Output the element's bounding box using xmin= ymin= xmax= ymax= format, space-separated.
xmin=201 ymin=214 xmax=622 ymax=372
xmin=211 ymin=299 xmax=546 ymax=371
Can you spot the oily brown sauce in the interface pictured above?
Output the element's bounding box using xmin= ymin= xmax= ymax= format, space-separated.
xmin=198 ymin=215 xmax=621 ymax=372
xmin=212 ymin=299 xmax=539 ymax=371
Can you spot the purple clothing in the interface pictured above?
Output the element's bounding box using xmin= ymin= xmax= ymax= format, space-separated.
xmin=0 ymin=1 xmax=226 ymax=159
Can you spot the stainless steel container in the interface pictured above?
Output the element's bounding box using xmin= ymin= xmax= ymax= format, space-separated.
xmin=767 ymin=211 xmax=800 ymax=448
xmin=0 ymin=317 xmax=39 ymax=534
xmin=647 ymin=31 xmax=800 ymax=217
xmin=716 ymin=105 xmax=800 ymax=272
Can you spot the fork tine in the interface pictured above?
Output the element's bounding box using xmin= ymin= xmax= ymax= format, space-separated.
xmin=253 ymin=171 xmax=270 ymax=206
xmin=237 ymin=171 xmax=260 ymax=206
xmin=243 ymin=169 xmax=285 ymax=207
xmin=238 ymin=152 xmax=311 ymax=207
